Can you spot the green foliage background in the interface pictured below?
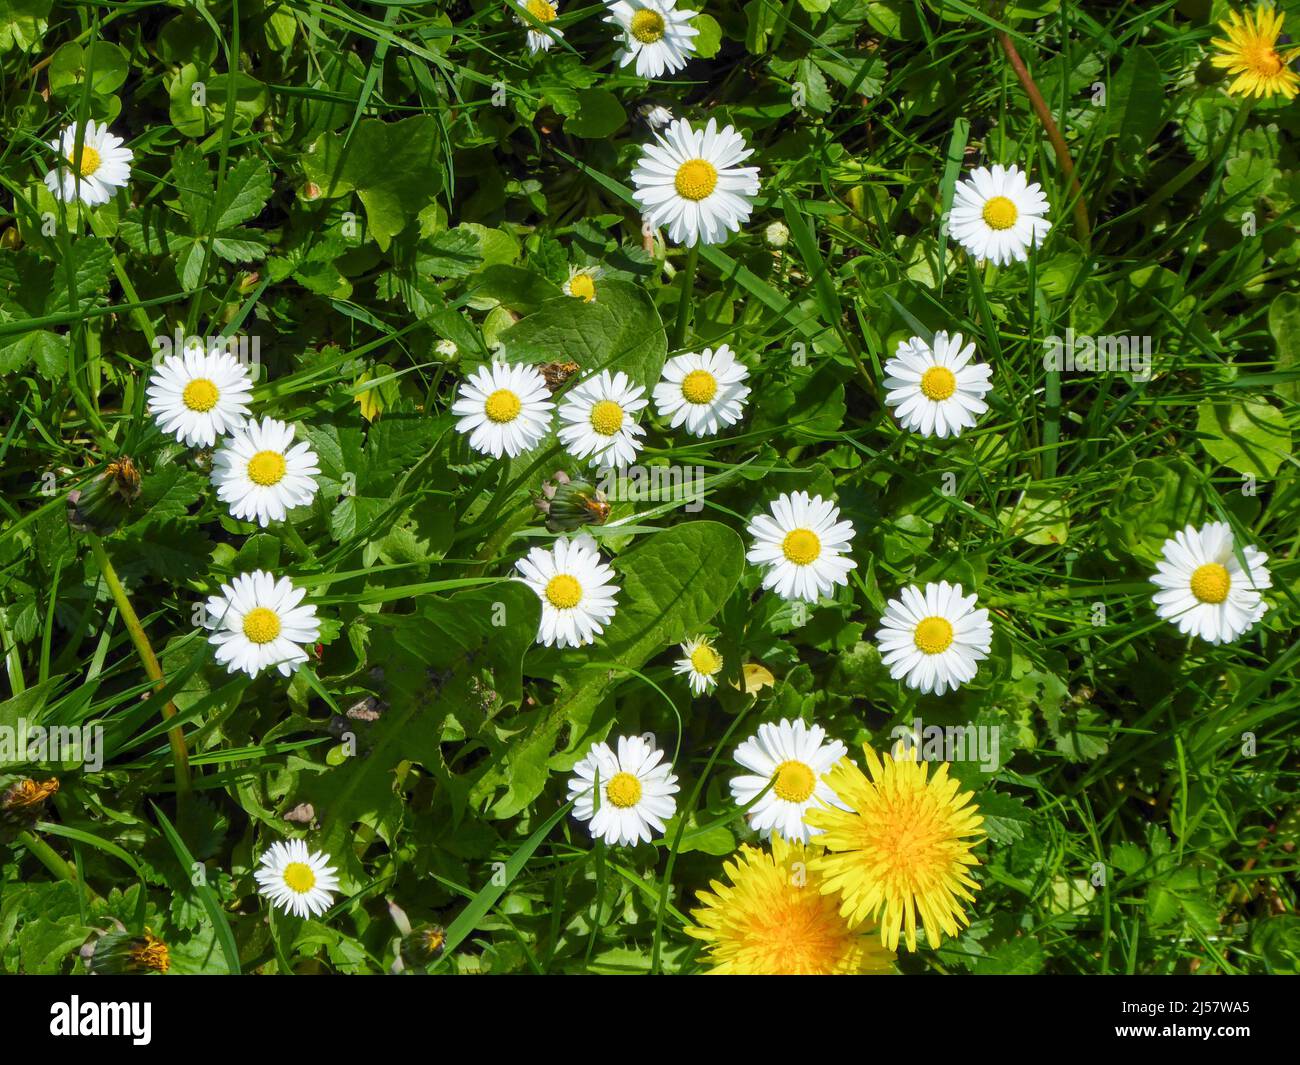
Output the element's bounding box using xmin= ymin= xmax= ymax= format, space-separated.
xmin=1 ymin=0 xmax=1298 ymax=974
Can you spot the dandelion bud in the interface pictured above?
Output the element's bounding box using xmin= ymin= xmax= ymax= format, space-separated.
xmin=87 ymin=930 xmax=170 ymax=975
xmin=66 ymin=457 xmax=142 ymax=535
xmin=399 ymin=925 xmax=447 ymax=969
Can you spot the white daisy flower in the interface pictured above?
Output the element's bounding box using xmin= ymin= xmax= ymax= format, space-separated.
xmin=146 ymin=346 xmax=253 ymax=448
xmin=876 ymin=581 xmax=992 ymax=696
xmin=631 ymin=117 xmax=760 ymax=248
xmin=653 ymin=344 xmax=751 ymax=437
xmin=253 ymin=839 xmax=340 ymax=919
xmin=729 ymin=718 xmax=848 ymax=844
xmin=567 ymin=734 xmax=679 ymax=846
xmin=883 ymin=331 xmax=993 ymax=439
xmin=44 ymin=119 xmax=133 ymax=206
xmin=451 ymin=361 xmax=555 ymax=460
xmin=514 ymin=535 xmax=619 ymax=648
xmin=556 ymin=369 xmax=648 ymax=469
xmin=604 ymin=0 xmax=699 ymax=79
xmin=674 ymin=635 xmax=723 ymax=694
xmin=640 ymin=103 xmax=674 ymax=129
xmin=746 ymin=491 xmax=857 ymax=604
xmin=211 ymin=417 xmax=321 ymax=528
xmin=949 ymin=163 xmax=1051 ymax=266
xmin=1150 ymin=522 xmax=1271 ymax=644
xmin=514 ymin=0 xmax=562 ymax=53
xmin=563 ymin=265 xmax=603 ymax=303
xmin=203 ymin=569 xmax=321 ymax=678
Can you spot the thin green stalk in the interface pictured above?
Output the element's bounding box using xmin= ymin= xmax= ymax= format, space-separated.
xmin=15 ymin=829 xmax=97 ymax=902
xmin=651 ymin=696 xmax=756 ymax=974
xmin=87 ymin=535 xmax=192 ymax=800
xmin=671 ymin=246 xmax=699 ymax=350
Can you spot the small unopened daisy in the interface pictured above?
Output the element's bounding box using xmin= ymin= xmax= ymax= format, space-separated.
xmin=729 ymin=718 xmax=848 ymax=844
xmin=557 ymin=369 xmax=648 ymax=469
xmin=653 ymin=345 xmax=751 ymax=437
xmin=876 ymin=582 xmax=992 ymax=696
xmin=1211 ymin=6 xmax=1299 ymax=100
xmin=254 ymin=839 xmax=340 ymax=919
xmin=687 ymin=836 xmax=895 ymax=975
xmin=515 ymin=535 xmax=619 ymax=647
xmin=44 ymin=119 xmax=133 ymax=206
xmin=746 ymin=492 xmax=857 ymax=604
xmin=1150 ymin=521 xmax=1271 ymax=644
xmin=605 ymin=0 xmax=699 ymax=79
xmin=146 ymin=346 xmax=253 ymax=448
xmin=203 ymin=569 xmax=321 ymax=678
xmin=674 ymin=635 xmax=723 ymax=694
xmin=883 ymin=331 xmax=992 ymax=439
xmin=808 ymin=745 xmax=984 ymax=953
xmin=212 ymin=417 xmax=321 ymax=527
xmin=639 ymin=103 xmax=674 ymax=129
xmin=452 ymin=361 xmax=555 ymax=459
xmin=514 ymin=0 xmax=562 ymax=53
xmin=563 ymin=265 xmax=603 ymax=303
xmin=632 ymin=117 xmax=760 ymax=247
xmin=949 ymin=164 xmax=1051 ymax=265
xmin=567 ymin=734 xmax=679 ymax=846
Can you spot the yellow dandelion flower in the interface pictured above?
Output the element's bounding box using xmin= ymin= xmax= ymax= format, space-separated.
xmin=1211 ymin=6 xmax=1300 ymax=100
xmin=686 ymin=835 xmax=896 ymax=975
xmin=806 ymin=744 xmax=984 ymax=953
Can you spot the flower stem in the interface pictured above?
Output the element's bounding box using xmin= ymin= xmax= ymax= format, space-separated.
xmin=87 ymin=535 xmax=192 ymax=801
xmin=671 ymin=246 xmax=699 ymax=351
xmin=998 ymin=31 xmax=1091 ymax=248
xmin=15 ymin=828 xmax=98 ymax=902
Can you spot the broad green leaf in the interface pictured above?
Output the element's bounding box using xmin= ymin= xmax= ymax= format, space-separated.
xmin=1196 ymin=397 xmax=1292 ymax=477
xmin=498 ymin=278 xmax=667 ymax=389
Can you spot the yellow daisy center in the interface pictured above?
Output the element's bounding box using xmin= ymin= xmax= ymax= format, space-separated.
xmin=282 ymin=861 xmax=316 ymax=894
xmin=606 ymin=771 xmax=643 ymax=808
xmin=773 ymin=760 xmax=816 ymax=803
xmin=781 ymin=528 xmax=820 ymax=566
xmin=589 ymin=399 xmax=624 ymax=436
xmin=981 ymin=195 xmax=1019 ymax=230
xmin=919 ymin=366 xmax=957 ymax=401
xmin=247 ymin=450 xmax=287 ymax=486
xmin=567 ymin=273 xmax=597 ymax=302
xmin=630 ymin=8 xmax=666 ymax=43
xmin=485 ymin=388 xmax=522 ymax=423
xmin=182 ymin=378 xmax=220 ymax=412
xmin=913 ymin=616 xmax=954 ymax=655
xmin=689 ymin=643 xmax=722 ymax=676
xmin=675 ymin=159 xmax=719 ymax=201
xmin=68 ymin=144 xmax=101 ymax=178
xmin=525 ymin=0 xmax=556 ymax=22
xmin=242 ymin=606 xmax=281 ymax=644
xmin=544 ymin=573 xmax=582 ymax=609
xmin=681 ymin=369 xmax=717 ymax=404
xmin=1190 ymin=562 xmax=1231 ymax=604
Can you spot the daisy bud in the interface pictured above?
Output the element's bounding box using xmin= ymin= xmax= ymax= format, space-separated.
xmin=0 ymin=226 xmax=20 ymax=250
xmin=66 ymin=457 xmax=142 ymax=535
xmin=764 ymin=220 xmax=790 ymax=248
xmin=87 ymin=929 xmax=170 ymax=975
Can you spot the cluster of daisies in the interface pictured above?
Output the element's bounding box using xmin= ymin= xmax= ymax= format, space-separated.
xmin=146 ymin=344 xmax=323 ymax=678
xmin=454 ymin=343 xmax=752 ymax=463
